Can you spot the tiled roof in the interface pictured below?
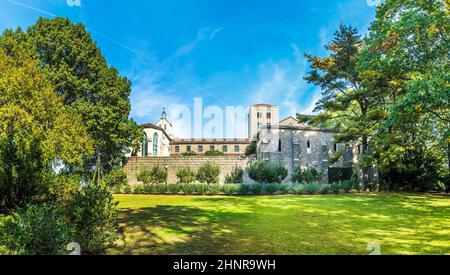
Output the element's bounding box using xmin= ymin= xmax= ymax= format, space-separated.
xmin=171 ymin=138 xmax=251 ymax=145
xmin=253 ymin=103 xmax=277 ymax=107
xmin=141 ymin=123 xmax=172 ymax=140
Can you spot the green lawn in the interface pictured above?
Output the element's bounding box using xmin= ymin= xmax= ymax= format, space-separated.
xmin=110 ymin=194 xmax=450 ymax=255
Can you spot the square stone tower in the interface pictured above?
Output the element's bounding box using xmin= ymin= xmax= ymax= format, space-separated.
xmin=248 ymin=104 xmax=279 ymax=141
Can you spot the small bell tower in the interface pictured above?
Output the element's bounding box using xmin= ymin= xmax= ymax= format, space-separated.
xmin=156 ymin=107 xmax=173 ymax=137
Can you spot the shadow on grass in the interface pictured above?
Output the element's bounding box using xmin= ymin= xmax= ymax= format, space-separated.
xmin=112 ymin=204 xmax=254 ymax=255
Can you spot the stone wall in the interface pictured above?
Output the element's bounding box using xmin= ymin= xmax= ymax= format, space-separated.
xmin=123 ymin=156 xmax=253 ymax=185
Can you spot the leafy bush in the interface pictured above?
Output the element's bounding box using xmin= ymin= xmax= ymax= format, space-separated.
xmin=193 ymin=184 xmax=209 ymax=195
xmin=341 ymin=181 xmax=353 ymax=193
xmin=153 ymin=184 xmax=168 ymax=194
xmin=176 ymin=168 xmax=197 ymax=184
xmin=328 ymin=167 xmax=353 ymax=183
xmin=133 ymin=184 xmax=146 ymax=194
xmin=181 ymin=184 xmax=196 ymax=195
xmin=303 ymin=183 xmax=319 ymax=195
xmin=204 ymin=150 xmax=224 ymax=156
xmin=291 ymin=167 xmax=322 ymax=183
xmin=102 ymin=168 xmax=127 ymax=187
xmin=318 ymin=184 xmax=331 ymax=194
xmin=167 ymin=184 xmax=182 ymax=195
xmin=292 ymin=184 xmax=304 ymax=194
xmin=183 ymin=151 xmax=198 ymax=156
xmin=122 ymin=184 xmax=133 ymax=194
xmin=196 ymin=163 xmax=221 ymax=184
xmin=247 ymin=158 xmax=288 ymax=183
xmin=0 ymin=204 xmax=72 ymax=255
xmin=251 ymin=184 xmax=264 ymax=195
xmin=48 ymin=174 xmax=81 ymax=202
xmin=245 ymin=141 xmax=257 ymax=156
xmin=330 ymin=183 xmax=341 ymax=194
xmin=137 ymin=166 xmax=168 ymax=185
xmin=239 ymin=184 xmax=253 ymax=195
xmin=264 ymin=184 xmax=280 ymax=195
xmin=66 ymin=185 xmax=118 ymax=255
xmin=208 ymin=184 xmax=222 ymax=195
xmin=280 ymin=184 xmax=292 ymax=194
xmin=225 ymin=167 xmax=244 ymax=184
xmin=223 ymin=184 xmax=239 ymax=195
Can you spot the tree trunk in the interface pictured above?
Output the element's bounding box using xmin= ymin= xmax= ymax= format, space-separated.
xmin=95 ymin=153 xmax=103 ymax=186
xmin=362 ymin=136 xmax=370 ymax=191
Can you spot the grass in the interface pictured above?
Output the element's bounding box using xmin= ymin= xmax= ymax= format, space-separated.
xmin=110 ymin=193 xmax=450 ymax=255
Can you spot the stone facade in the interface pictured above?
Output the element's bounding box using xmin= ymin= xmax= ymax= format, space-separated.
xmin=171 ymin=138 xmax=250 ymax=156
xmin=123 ymin=156 xmax=253 ymax=185
xmin=248 ymin=104 xmax=279 ymax=141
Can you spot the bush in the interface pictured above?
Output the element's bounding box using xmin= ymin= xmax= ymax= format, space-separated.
xmin=303 ymin=183 xmax=319 ymax=195
xmin=196 ymin=163 xmax=221 ymax=184
xmin=223 ymin=184 xmax=239 ymax=195
xmin=194 ymin=184 xmax=209 ymax=195
xmin=239 ymin=184 xmax=253 ymax=195
xmin=181 ymin=184 xmax=196 ymax=195
xmin=341 ymin=181 xmax=353 ymax=193
xmin=245 ymin=141 xmax=257 ymax=156
xmin=328 ymin=167 xmax=353 ymax=183
xmin=247 ymin=158 xmax=288 ymax=183
xmin=291 ymin=167 xmax=322 ymax=184
xmin=133 ymin=185 xmax=146 ymax=194
xmin=167 ymin=184 xmax=182 ymax=195
xmin=48 ymin=174 xmax=81 ymax=202
xmin=264 ymin=184 xmax=280 ymax=195
xmin=292 ymin=184 xmax=304 ymax=194
xmin=66 ymin=185 xmax=118 ymax=255
xmin=0 ymin=204 xmax=72 ymax=255
xmin=280 ymin=184 xmax=292 ymax=194
xmin=183 ymin=151 xmax=198 ymax=156
xmin=330 ymin=183 xmax=341 ymax=194
xmin=137 ymin=166 xmax=168 ymax=185
xmin=122 ymin=184 xmax=133 ymax=194
xmin=102 ymin=168 xmax=127 ymax=187
xmin=318 ymin=184 xmax=331 ymax=194
xmin=176 ymin=168 xmax=197 ymax=184
xmin=204 ymin=150 xmax=224 ymax=156
xmin=225 ymin=167 xmax=244 ymax=184
xmin=251 ymin=184 xmax=264 ymax=195
xmin=208 ymin=184 xmax=222 ymax=195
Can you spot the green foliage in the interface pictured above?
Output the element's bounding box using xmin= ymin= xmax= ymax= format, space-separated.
xmin=181 ymin=184 xmax=196 ymax=195
xmin=176 ymin=168 xmax=197 ymax=184
xmin=183 ymin=151 xmax=198 ymax=156
xmin=328 ymin=167 xmax=353 ymax=183
xmin=225 ymin=167 xmax=244 ymax=184
xmin=239 ymin=184 xmax=253 ymax=195
xmin=48 ymin=174 xmax=82 ymax=202
xmin=245 ymin=141 xmax=257 ymax=156
xmin=137 ymin=166 xmax=168 ymax=185
xmin=291 ymin=167 xmax=322 ymax=183
xmin=292 ymin=184 xmax=304 ymax=195
xmin=196 ymin=162 xmax=220 ymax=184
xmin=330 ymin=183 xmax=341 ymax=194
xmin=204 ymin=150 xmax=224 ymax=156
xmin=102 ymin=168 xmax=128 ymax=187
xmin=208 ymin=184 xmax=222 ymax=195
xmin=167 ymin=184 xmax=182 ymax=195
xmin=247 ymin=158 xmax=288 ymax=183
xmin=341 ymin=181 xmax=353 ymax=193
xmin=66 ymin=186 xmax=118 ymax=255
xmin=264 ymin=184 xmax=280 ymax=195
xmin=193 ymin=184 xmax=209 ymax=195
xmin=0 ymin=204 xmax=72 ymax=255
xmin=222 ymin=184 xmax=240 ymax=196
xmin=303 ymin=184 xmax=319 ymax=195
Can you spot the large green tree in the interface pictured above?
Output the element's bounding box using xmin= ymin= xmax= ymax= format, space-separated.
xmin=302 ymin=24 xmax=384 ymax=190
xmin=358 ymin=0 xmax=449 ymax=190
xmin=0 ymin=40 xmax=93 ymax=211
xmin=23 ymin=17 xmax=140 ymax=179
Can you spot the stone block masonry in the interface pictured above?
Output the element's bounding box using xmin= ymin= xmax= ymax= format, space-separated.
xmin=123 ymin=156 xmax=254 ymax=185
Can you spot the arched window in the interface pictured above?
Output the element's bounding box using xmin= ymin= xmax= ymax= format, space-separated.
xmin=278 ymin=139 xmax=282 ymax=152
xmin=142 ymin=133 xmax=148 ymax=156
xmin=307 ymin=140 xmax=311 ymax=154
xmin=152 ymin=133 xmax=159 ymax=156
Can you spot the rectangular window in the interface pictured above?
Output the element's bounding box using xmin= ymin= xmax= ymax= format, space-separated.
xmin=234 ymin=145 xmax=240 ymax=153
xmin=267 ymin=112 xmax=271 ymax=119
xmin=175 ymin=146 xmax=180 ymax=153
xmin=187 ymin=146 xmax=191 ymax=152
xmin=198 ymin=146 xmax=203 ymax=153
xmin=257 ymin=123 xmax=261 ymax=129
xmin=222 ymin=145 xmax=228 ymax=153
xmin=210 ymin=145 xmax=215 ymax=151
xmin=307 ymin=140 xmax=312 ymax=154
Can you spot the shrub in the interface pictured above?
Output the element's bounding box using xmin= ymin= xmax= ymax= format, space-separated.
xmin=102 ymin=168 xmax=127 ymax=187
xmin=330 ymin=183 xmax=341 ymax=194
xmin=225 ymin=167 xmax=244 ymax=184
xmin=48 ymin=174 xmax=81 ymax=202
xmin=66 ymin=185 xmax=118 ymax=255
xmin=167 ymin=184 xmax=182 ymax=195
xmin=264 ymin=184 xmax=280 ymax=195
xmin=292 ymin=184 xmax=304 ymax=194
xmin=204 ymin=150 xmax=224 ymax=156
xmin=133 ymin=185 xmax=146 ymax=194
xmin=153 ymin=184 xmax=168 ymax=194
xmin=208 ymin=184 xmax=222 ymax=195
xmin=0 ymin=204 xmax=72 ymax=255
xmin=196 ymin=163 xmax=220 ymax=184
xmin=328 ymin=167 xmax=353 ymax=183
xmin=341 ymin=181 xmax=353 ymax=193
xmin=122 ymin=184 xmax=133 ymax=194
xmin=194 ymin=184 xmax=209 ymax=195
xmin=291 ymin=167 xmax=322 ymax=183
xmin=245 ymin=141 xmax=257 ymax=156
xmin=280 ymin=184 xmax=292 ymax=194
xmin=318 ymin=184 xmax=331 ymax=194
xmin=176 ymin=168 xmax=197 ymax=184
xmin=137 ymin=166 xmax=168 ymax=185
xmin=181 ymin=184 xmax=196 ymax=195
xmin=223 ymin=184 xmax=239 ymax=195
xmin=247 ymin=158 xmax=288 ymax=183
xmin=251 ymin=184 xmax=264 ymax=195
xmin=352 ymin=181 xmax=362 ymax=192
xmin=183 ymin=151 xmax=197 ymax=156
xmin=239 ymin=184 xmax=253 ymax=195
xmin=303 ymin=183 xmax=319 ymax=195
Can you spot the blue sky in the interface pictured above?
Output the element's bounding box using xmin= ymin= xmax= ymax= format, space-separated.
xmin=0 ymin=0 xmax=378 ymax=137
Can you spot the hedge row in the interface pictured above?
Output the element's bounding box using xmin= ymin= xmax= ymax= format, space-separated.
xmin=113 ymin=181 xmax=361 ymax=196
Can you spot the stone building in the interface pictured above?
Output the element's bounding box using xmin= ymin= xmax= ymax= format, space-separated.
xmin=248 ymin=104 xmax=279 ymax=141
xmin=171 ymin=138 xmax=250 ymax=156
